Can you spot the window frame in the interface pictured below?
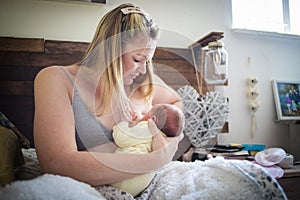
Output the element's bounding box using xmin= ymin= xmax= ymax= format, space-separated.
xmin=231 ymin=0 xmax=300 ymax=40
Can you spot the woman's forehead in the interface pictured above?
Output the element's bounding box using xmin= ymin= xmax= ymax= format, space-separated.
xmin=123 ymin=38 xmax=157 ymax=55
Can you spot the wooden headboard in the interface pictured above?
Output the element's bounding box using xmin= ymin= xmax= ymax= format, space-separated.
xmin=1 ymin=37 xmax=217 ymax=147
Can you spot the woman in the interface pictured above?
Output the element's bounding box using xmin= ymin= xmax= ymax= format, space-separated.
xmin=33 ymin=3 xmax=183 ymax=188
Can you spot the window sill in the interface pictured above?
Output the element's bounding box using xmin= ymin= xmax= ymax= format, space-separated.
xmin=232 ymin=28 xmax=300 ymax=41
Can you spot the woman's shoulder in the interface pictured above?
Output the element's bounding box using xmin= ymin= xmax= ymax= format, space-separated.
xmin=35 ymin=65 xmax=63 ymax=80
xmin=35 ymin=65 xmax=76 ymax=83
xmin=34 ymin=65 xmax=76 ymax=102
xmin=34 ymin=65 xmax=75 ymax=91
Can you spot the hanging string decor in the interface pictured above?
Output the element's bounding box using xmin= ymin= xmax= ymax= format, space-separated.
xmin=247 ymin=57 xmax=260 ymax=138
xmin=177 ymin=85 xmax=229 ymax=148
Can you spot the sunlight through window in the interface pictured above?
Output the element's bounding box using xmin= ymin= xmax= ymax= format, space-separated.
xmin=232 ymin=0 xmax=300 ymax=36
xmin=289 ymin=0 xmax=300 ymax=35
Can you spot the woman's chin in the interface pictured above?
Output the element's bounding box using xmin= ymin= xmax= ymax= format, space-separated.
xmin=123 ymin=79 xmax=134 ymax=86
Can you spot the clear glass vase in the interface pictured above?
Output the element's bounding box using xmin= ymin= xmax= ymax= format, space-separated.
xmin=204 ymin=41 xmax=228 ymax=84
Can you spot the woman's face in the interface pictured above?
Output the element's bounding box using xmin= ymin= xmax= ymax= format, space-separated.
xmin=122 ymin=38 xmax=156 ymax=86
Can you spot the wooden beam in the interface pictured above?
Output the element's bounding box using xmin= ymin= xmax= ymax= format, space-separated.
xmin=189 ymin=32 xmax=224 ymax=48
xmin=0 ymin=37 xmax=44 ymax=52
xmin=45 ymin=40 xmax=88 ymax=54
xmin=0 ymin=81 xmax=33 ymax=96
xmin=0 ymin=66 xmax=43 ymax=81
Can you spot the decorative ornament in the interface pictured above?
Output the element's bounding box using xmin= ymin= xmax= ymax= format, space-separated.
xmin=177 ymin=85 xmax=229 ymax=148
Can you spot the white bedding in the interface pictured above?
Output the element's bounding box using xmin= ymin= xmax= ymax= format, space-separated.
xmin=96 ymin=157 xmax=287 ymax=200
xmin=148 ymin=158 xmax=286 ymax=200
xmin=0 ymin=174 xmax=105 ymax=200
xmin=0 ymin=149 xmax=287 ymax=200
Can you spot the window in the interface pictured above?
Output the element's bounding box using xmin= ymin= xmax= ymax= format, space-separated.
xmin=232 ymin=0 xmax=300 ymax=37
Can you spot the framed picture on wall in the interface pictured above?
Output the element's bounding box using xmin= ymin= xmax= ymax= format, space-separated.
xmin=272 ymin=80 xmax=300 ymax=121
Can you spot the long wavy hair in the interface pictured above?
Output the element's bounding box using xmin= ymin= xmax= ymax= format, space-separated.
xmin=78 ymin=3 xmax=159 ymax=119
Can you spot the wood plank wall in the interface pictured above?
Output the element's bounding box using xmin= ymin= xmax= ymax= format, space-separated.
xmin=0 ymin=37 xmax=226 ymax=147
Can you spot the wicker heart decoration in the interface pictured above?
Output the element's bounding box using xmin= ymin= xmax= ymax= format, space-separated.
xmin=177 ymin=85 xmax=229 ymax=148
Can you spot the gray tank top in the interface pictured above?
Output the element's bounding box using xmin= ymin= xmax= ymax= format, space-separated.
xmin=60 ymin=67 xmax=113 ymax=151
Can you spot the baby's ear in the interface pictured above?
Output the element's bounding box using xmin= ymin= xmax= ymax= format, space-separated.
xmin=151 ymin=116 xmax=157 ymax=123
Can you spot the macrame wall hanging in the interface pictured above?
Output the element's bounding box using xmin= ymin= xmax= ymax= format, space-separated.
xmin=247 ymin=57 xmax=260 ymax=138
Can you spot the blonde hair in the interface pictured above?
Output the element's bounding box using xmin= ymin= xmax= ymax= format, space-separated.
xmin=79 ymin=4 xmax=159 ymax=118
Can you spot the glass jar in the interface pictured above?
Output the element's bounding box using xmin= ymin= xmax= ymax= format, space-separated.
xmin=204 ymin=41 xmax=228 ymax=84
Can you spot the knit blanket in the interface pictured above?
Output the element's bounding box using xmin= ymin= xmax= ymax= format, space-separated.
xmin=96 ymin=157 xmax=287 ymax=200
xmin=1 ymin=156 xmax=287 ymax=200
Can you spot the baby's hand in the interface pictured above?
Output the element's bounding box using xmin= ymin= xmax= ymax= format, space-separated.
xmin=128 ymin=120 xmax=138 ymax=127
xmin=128 ymin=110 xmax=144 ymax=127
xmin=129 ymin=109 xmax=138 ymax=121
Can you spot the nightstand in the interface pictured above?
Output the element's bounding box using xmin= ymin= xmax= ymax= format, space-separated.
xmin=278 ymin=164 xmax=300 ymax=200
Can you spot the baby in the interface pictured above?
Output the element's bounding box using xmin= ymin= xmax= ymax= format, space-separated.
xmin=111 ymin=104 xmax=185 ymax=197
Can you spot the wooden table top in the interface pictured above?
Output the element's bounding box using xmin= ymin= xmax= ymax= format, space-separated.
xmin=282 ymin=164 xmax=300 ymax=178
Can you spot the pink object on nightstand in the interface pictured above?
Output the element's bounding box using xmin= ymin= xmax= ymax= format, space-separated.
xmin=255 ymin=148 xmax=286 ymax=167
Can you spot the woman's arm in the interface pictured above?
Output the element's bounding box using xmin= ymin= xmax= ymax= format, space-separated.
xmin=33 ymin=66 xmax=174 ymax=186
xmin=33 ymin=66 xmax=139 ymax=185
xmin=152 ymin=74 xmax=183 ymax=110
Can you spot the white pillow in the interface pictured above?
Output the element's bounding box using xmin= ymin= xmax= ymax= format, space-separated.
xmin=0 ymin=174 xmax=106 ymax=200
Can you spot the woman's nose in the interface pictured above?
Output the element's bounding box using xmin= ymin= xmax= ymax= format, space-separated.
xmin=137 ymin=62 xmax=147 ymax=74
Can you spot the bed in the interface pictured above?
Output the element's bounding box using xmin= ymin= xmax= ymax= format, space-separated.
xmin=0 ymin=37 xmax=287 ymax=199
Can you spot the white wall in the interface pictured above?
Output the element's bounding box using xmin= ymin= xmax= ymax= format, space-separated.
xmin=1 ymin=0 xmax=300 ymax=159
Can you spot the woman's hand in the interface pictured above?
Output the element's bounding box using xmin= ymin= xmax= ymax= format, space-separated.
xmin=148 ymin=119 xmax=184 ymax=159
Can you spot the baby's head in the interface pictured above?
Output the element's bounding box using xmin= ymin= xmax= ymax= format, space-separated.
xmin=148 ymin=104 xmax=185 ymax=137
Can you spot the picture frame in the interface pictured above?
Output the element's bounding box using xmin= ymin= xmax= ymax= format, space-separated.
xmin=272 ymin=80 xmax=300 ymax=121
